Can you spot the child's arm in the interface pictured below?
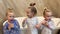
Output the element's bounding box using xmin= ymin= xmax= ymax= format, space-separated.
xmin=42 ymin=20 xmax=55 ymax=29
xmin=22 ymin=18 xmax=27 ymax=27
xmin=35 ymin=19 xmax=42 ymax=29
xmin=35 ymin=23 xmax=42 ymax=29
xmin=42 ymin=20 xmax=49 ymax=27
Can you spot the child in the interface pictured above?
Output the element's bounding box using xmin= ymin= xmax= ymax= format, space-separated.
xmin=3 ymin=8 xmax=20 ymax=34
xmin=37 ymin=8 xmax=55 ymax=34
xmin=22 ymin=3 xmax=38 ymax=34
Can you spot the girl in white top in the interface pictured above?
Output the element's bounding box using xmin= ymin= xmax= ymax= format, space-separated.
xmin=36 ymin=8 xmax=55 ymax=34
xmin=22 ymin=3 xmax=38 ymax=34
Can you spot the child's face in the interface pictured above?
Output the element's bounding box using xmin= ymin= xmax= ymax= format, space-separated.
xmin=44 ymin=12 xmax=52 ymax=20
xmin=7 ymin=13 xmax=14 ymax=21
xmin=26 ymin=9 xmax=34 ymax=18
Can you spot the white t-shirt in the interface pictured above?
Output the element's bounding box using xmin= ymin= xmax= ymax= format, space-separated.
xmin=41 ymin=20 xmax=55 ymax=34
xmin=23 ymin=17 xmax=38 ymax=34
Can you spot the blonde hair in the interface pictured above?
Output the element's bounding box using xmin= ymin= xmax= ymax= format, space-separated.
xmin=6 ymin=8 xmax=13 ymax=16
xmin=43 ymin=8 xmax=52 ymax=16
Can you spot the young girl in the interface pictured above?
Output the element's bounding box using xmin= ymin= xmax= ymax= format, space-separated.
xmin=37 ymin=8 xmax=55 ymax=34
xmin=3 ymin=8 xmax=20 ymax=34
xmin=22 ymin=3 xmax=38 ymax=34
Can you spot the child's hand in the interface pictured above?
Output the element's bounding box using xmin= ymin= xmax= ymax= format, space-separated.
xmin=42 ymin=20 xmax=49 ymax=27
xmin=41 ymin=20 xmax=45 ymax=25
xmin=35 ymin=24 xmax=40 ymax=29
xmin=22 ymin=18 xmax=27 ymax=27
xmin=8 ymin=23 xmax=14 ymax=30
xmin=42 ymin=20 xmax=47 ymax=25
xmin=22 ymin=18 xmax=27 ymax=24
xmin=9 ymin=23 xmax=14 ymax=28
xmin=8 ymin=22 xmax=14 ymax=28
xmin=35 ymin=23 xmax=42 ymax=29
xmin=8 ymin=25 xmax=11 ymax=30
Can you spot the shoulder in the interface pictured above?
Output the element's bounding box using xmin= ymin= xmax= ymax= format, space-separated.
xmin=4 ymin=22 xmax=8 ymax=27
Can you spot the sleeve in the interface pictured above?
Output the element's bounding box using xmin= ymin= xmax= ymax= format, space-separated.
xmin=3 ymin=23 xmax=9 ymax=34
xmin=48 ymin=21 xmax=55 ymax=30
